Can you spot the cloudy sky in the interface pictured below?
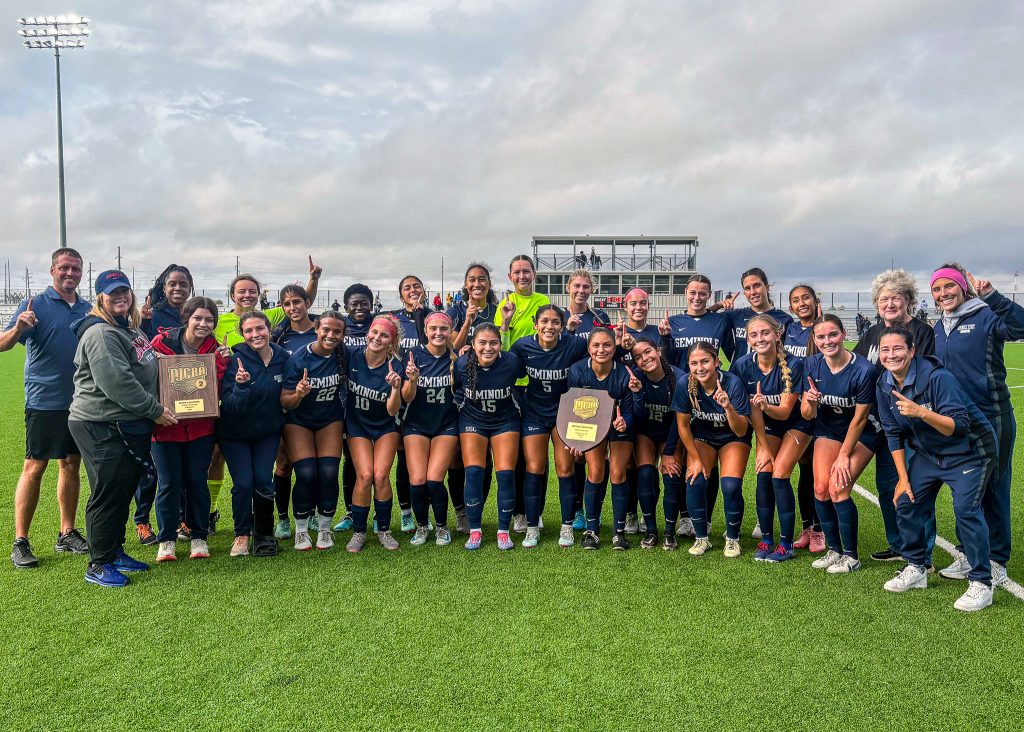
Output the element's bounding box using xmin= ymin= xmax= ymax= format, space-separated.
xmin=2 ymin=0 xmax=1022 ymax=304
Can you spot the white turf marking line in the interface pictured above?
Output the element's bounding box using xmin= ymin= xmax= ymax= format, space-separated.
xmin=852 ymin=482 xmax=1024 ymax=601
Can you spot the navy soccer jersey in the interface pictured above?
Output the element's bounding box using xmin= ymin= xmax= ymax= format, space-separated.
xmin=784 ymin=321 xmax=812 ymax=358
xmin=563 ymin=307 xmax=611 ymax=340
xmin=392 ymin=309 xmax=423 ymax=353
xmin=273 ymin=325 xmax=317 ymax=355
xmin=343 ymin=316 xmax=369 ymax=348
xmin=452 ymin=351 xmax=527 ymax=428
xmin=567 ymin=360 xmax=645 ymax=431
xmin=447 ymin=301 xmax=499 ymax=340
xmin=346 ymin=346 xmax=405 ymax=435
xmin=638 ymin=365 xmax=685 ymax=442
xmin=803 ymin=352 xmax=881 ymax=444
xmin=282 ymin=343 xmax=345 ymax=428
xmin=670 ymin=369 xmax=751 ymax=443
xmin=402 ymin=346 xmax=458 ymax=434
xmin=729 ymin=351 xmax=808 ymax=433
xmin=726 ymin=307 xmax=794 ymax=361
xmin=510 ymin=334 xmax=589 ymax=426
xmin=663 ymin=311 xmax=734 ymax=371
xmin=616 ymin=323 xmax=662 ymax=366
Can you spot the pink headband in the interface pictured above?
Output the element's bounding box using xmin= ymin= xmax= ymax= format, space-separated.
xmin=370 ymin=316 xmax=398 ymax=341
xmin=424 ymin=311 xmax=452 ymax=327
xmin=625 ymin=288 xmax=649 ymax=302
xmin=930 ymin=268 xmax=968 ymax=293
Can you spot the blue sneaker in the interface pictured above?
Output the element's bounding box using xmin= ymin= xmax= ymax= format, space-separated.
xmin=753 ymin=541 xmax=775 ymax=561
xmin=572 ymin=509 xmax=586 ymax=531
xmin=113 ymin=548 xmax=149 ymax=573
xmin=765 ymin=544 xmax=796 ymax=563
xmin=333 ymin=514 xmax=353 ymax=531
xmin=85 ymin=563 xmax=130 ymax=587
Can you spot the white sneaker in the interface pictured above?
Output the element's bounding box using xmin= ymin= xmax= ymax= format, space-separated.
xmin=688 ymin=537 xmax=712 ymax=556
xmin=624 ymin=512 xmax=640 ymax=534
xmin=751 ymin=521 xmax=762 ymax=539
xmin=884 ymin=564 xmax=928 ymax=592
xmin=954 ymin=581 xmax=993 ymax=612
xmin=156 ymin=540 xmax=176 ymax=562
xmin=723 ymin=538 xmax=741 ymax=558
xmin=992 ymin=561 xmax=1008 ymax=587
xmin=638 ymin=513 xmax=647 ymax=533
xmin=230 ymin=535 xmax=249 ymax=557
xmin=676 ymin=517 xmax=695 ymax=537
xmin=812 ymin=549 xmax=842 ymax=570
xmin=512 ymin=514 xmax=527 ymax=533
xmin=559 ymin=525 xmax=574 ymax=548
xmin=827 ymin=554 xmax=862 ymax=574
xmin=316 ymin=529 xmax=333 ymax=550
xmin=435 ymin=527 xmax=452 ymax=546
xmin=190 ymin=538 xmax=210 ymax=559
xmin=377 ymin=530 xmax=400 ymax=550
xmin=939 ymin=551 xmax=971 ymax=580
xmin=523 ymin=526 xmax=541 ymax=549
xmin=410 ymin=526 xmax=429 ymax=546
xmin=294 ymin=531 xmax=312 ymax=551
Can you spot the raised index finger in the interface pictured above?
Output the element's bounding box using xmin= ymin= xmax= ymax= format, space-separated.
xmin=807 ymin=376 xmax=817 ymax=391
xmin=302 ymin=368 xmax=309 ymax=381
xmin=25 ymin=297 xmax=32 ymax=313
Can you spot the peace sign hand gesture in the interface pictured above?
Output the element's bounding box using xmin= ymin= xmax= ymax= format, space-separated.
xmin=216 ymin=333 xmax=232 ymax=359
xmin=405 ymin=352 xmax=420 ymax=381
xmin=15 ymin=297 xmax=37 ymax=332
xmin=386 ymin=360 xmax=403 ymax=389
xmin=295 ymin=368 xmax=312 ymax=398
xmin=626 ymin=365 xmax=642 ymax=393
xmin=892 ymin=389 xmax=926 ymax=419
xmin=658 ymin=307 xmax=671 ymax=336
xmin=234 ymin=358 xmax=250 ymax=384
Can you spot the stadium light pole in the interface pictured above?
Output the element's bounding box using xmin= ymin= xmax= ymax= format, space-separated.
xmin=18 ymin=15 xmax=90 ymax=248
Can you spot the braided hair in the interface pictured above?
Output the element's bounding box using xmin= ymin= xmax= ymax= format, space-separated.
xmin=465 ymin=322 xmax=501 ymax=397
xmin=747 ymin=313 xmax=791 ymax=394
xmin=685 ymin=342 xmax=719 ymax=411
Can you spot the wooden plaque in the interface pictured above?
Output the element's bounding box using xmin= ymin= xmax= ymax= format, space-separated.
xmin=158 ymin=353 xmax=220 ymax=420
xmin=556 ymin=387 xmax=616 ymax=452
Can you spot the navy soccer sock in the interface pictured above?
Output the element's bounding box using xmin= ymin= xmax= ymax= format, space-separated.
xmin=447 ymin=466 xmax=465 ymax=511
xmin=291 ymin=458 xmax=318 ymax=520
xmin=686 ymin=474 xmax=709 ymax=537
xmin=611 ymin=481 xmax=629 ymax=533
xmin=273 ymin=472 xmax=292 ymax=520
xmin=464 ymin=465 xmax=485 ymax=531
xmin=721 ymin=477 xmax=745 ymax=541
xmin=410 ymin=482 xmax=431 ymax=526
xmin=798 ymin=465 xmax=818 ymax=530
xmin=573 ymin=462 xmax=586 ymax=511
xmin=815 ymin=497 xmax=842 ymax=552
xmin=833 ymin=498 xmax=859 ymax=558
xmin=351 ymin=504 xmax=371 ymax=534
xmin=374 ymin=497 xmax=394 ymax=533
xmin=315 ymin=456 xmax=340 ymax=519
xmin=558 ymin=476 xmax=576 ymax=525
xmin=636 ymin=464 xmax=659 ymax=534
xmin=773 ymin=476 xmax=796 ymax=546
xmin=584 ymin=479 xmax=604 ymax=533
xmin=427 ymin=480 xmax=449 ymax=527
xmin=755 ymin=471 xmax=775 ymax=543
xmin=496 ymin=470 xmax=515 ymax=531
xmin=662 ymin=474 xmax=681 ymax=535
xmin=524 ymin=471 xmax=544 ymax=528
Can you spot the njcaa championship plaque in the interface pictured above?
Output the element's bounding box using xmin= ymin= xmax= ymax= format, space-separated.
xmin=158 ymin=353 xmax=220 ymax=419
xmin=556 ymin=387 xmax=615 ymax=452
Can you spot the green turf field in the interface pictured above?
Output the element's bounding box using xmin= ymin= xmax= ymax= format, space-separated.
xmin=2 ymin=345 xmax=1023 ymax=731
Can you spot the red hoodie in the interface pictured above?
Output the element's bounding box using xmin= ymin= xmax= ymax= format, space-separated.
xmin=149 ymin=327 xmax=228 ymax=443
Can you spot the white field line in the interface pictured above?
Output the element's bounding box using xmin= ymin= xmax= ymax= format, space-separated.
xmin=852 ymin=483 xmax=1024 ymax=601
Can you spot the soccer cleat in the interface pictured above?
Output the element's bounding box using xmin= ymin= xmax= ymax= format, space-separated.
xmin=612 ymin=531 xmax=630 ymax=551
xmin=688 ymin=537 xmax=712 ymax=556
xmin=992 ymin=561 xmax=1008 ymax=588
xmin=884 ymin=564 xmax=928 ymax=592
xmin=85 ymin=563 xmax=130 ymax=588
xmin=400 ymin=512 xmax=416 ymax=533
xmin=190 ymin=539 xmax=210 ymax=559
xmin=523 ymin=527 xmax=541 ymax=549
xmin=724 ymin=538 xmax=742 ymax=558
xmin=871 ymin=548 xmax=903 ymax=562
xmin=435 ymin=527 xmax=452 ymax=546
xmin=751 ymin=522 xmax=762 ymax=539
xmin=638 ymin=514 xmax=647 ymax=534
xmin=497 ymin=531 xmax=514 ymax=550
xmin=624 ymin=513 xmax=640 ymax=535
xmin=811 ymin=549 xmax=843 ymax=570
xmin=464 ymin=530 xmax=483 ymax=551
xmin=377 ymin=531 xmax=400 ymax=551
xmin=230 ymin=536 xmax=250 ymax=557
xmin=793 ymin=528 xmax=812 ymax=550
xmin=939 ymin=551 xmax=971 ymax=580
xmin=316 ymin=530 xmax=334 ymax=550
xmin=113 ymin=549 xmax=149 ymax=572
xmin=753 ymin=541 xmax=774 ymax=561
xmin=662 ymin=534 xmax=678 ymax=551
xmin=176 ymin=523 xmax=191 ymax=542
xmin=827 ymin=555 xmax=862 ymax=574
xmin=274 ymin=519 xmax=292 ymax=539
xmin=55 ymin=529 xmax=89 ymax=555
xmin=294 ymin=531 xmax=313 ymax=551
xmin=581 ymin=530 xmax=599 ymax=550
xmin=512 ymin=514 xmax=527 ymax=533
xmin=308 ymin=514 xmax=320 ymax=532
xmin=764 ymin=544 xmax=796 ymax=563
xmin=809 ymin=530 xmax=826 ymax=554
xmin=136 ymin=523 xmax=158 ymax=546
xmin=156 ymin=541 xmax=177 ymax=562
xmin=346 ymin=532 xmax=367 ymax=553
xmin=572 ymin=509 xmax=586 ymax=531
xmin=559 ymin=525 xmax=575 ymax=548
xmin=208 ymin=510 xmax=220 ymax=536
xmin=455 ymin=510 xmax=470 ymax=534
xmin=333 ymin=514 xmax=353 ymax=532
xmin=10 ymin=538 xmax=38 ymax=569
xmin=640 ymin=532 xmax=659 ymax=549
xmin=676 ymin=517 xmax=695 ymax=537
xmin=410 ymin=526 xmax=430 ymax=546
xmin=954 ymin=581 xmax=993 ymax=612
